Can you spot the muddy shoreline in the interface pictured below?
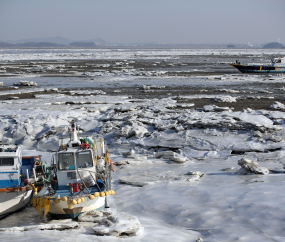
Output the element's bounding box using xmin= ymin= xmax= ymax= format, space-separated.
xmin=1 ymin=54 xmax=285 ymax=111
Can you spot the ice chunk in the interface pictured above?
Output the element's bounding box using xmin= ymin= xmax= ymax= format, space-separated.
xmin=13 ymin=80 xmax=38 ymax=86
xmin=155 ymin=151 xmax=179 ymax=159
xmin=214 ymin=96 xmax=237 ymax=103
xmin=122 ymin=149 xmax=135 ymax=157
xmin=203 ymin=105 xmax=232 ymax=112
xmin=119 ymin=176 xmax=157 ymax=187
xmin=269 ymin=101 xmax=285 ymax=110
xmin=92 ymin=212 xmax=143 ymax=237
xmin=236 ymin=158 xmax=269 ymax=175
xmin=186 ymin=171 xmax=204 ymax=181
xmin=172 ymin=155 xmax=188 ymax=163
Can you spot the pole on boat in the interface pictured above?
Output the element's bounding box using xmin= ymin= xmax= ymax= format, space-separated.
xmin=26 ymin=169 xmax=29 ymax=183
xmin=33 ymin=167 xmax=37 ymax=182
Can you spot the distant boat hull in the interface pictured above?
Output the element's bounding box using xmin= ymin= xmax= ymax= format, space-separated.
xmin=0 ymin=188 xmax=33 ymax=220
xmin=230 ymin=63 xmax=285 ymax=73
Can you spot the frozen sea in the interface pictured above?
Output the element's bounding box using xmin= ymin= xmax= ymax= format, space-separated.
xmin=1 ymin=48 xmax=285 ymax=241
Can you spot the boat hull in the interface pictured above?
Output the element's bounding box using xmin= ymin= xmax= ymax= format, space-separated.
xmin=230 ymin=63 xmax=285 ymax=73
xmin=0 ymin=188 xmax=33 ymax=219
xmin=48 ymin=196 xmax=106 ymax=219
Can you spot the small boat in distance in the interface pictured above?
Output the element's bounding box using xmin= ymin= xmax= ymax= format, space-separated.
xmin=230 ymin=57 xmax=285 ymax=73
xmin=0 ymin=144 xmax=40 ymax=219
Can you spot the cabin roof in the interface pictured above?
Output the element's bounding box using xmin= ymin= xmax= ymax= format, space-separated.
xmin=0 ymin=146 xmax=21 ymax=157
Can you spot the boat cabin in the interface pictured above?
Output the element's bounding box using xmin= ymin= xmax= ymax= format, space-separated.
xmin=50 ymin=120 xmax=108 ymax=191
xmin=0 ymin=146 xmax=40 ymax=188
xmin=0 ymin=146 xmax=22 ymax=188
xmin=53 ymin=147 xmax=95 ymax=188
xmin=271 ymin=57 xmax=285 ymax=66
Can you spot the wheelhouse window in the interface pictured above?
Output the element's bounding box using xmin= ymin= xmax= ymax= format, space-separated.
xmin=0 ymin=157 xmax=14 ymax=166
xmin=76 ymin=150 xmax=93 ymax=168
xmin=58 ymin=153 xmax=75 ymax=170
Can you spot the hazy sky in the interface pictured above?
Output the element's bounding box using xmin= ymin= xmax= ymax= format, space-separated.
xmin=1 ymin=0 xmax=285 ymax=44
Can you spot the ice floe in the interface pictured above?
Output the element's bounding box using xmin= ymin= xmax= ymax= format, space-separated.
xmin=13 ymin=80 xmax=38 ymax=86
xmin=78 ymin=209 xmax=143 ymax=237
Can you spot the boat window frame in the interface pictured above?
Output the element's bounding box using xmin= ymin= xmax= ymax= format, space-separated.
xmin=76 ymin=150 xmax=93 ymax=168
xmin=57 ymin=150 xmax=94 ymax=171
xmin=57 ymin=152 xmax=76 ymax=171
xmin=0 ymin=157 xmax=14 ymax=166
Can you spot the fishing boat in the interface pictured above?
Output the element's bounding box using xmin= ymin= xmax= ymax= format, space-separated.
xmin=0 ymin=143 xmax=41 ymax=219
xmin=230 ymin=57 xmax=285 ymax=73
xmin=31 ymin=120 xmax=115 ymax=219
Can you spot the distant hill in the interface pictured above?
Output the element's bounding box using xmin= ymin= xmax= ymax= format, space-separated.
xmin=4 ymin=36 xmax=109 ymax=46
xmin=9 ymin=36 xmax=73 ymax=45
xmin=0 ymin=42 xmax=65 ymax=48
xmin=20 ymin=42 xmax=65 ymax=48
xmin=68 ymin=42 xmax=97 ymax=48
xmin=0 ymin=42 xmax=15 ymax=48
xmin=80 ymin=38 xmax=108 ymax=44
xmin=263 ymin=42 xmax=285 ymax=48
xmin=0 ymin=41 xmax=97 ymax=48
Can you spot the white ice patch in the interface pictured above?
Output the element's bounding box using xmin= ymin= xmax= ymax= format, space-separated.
xmin=0 ymin=222 xmax=79 ymax=232
xmin=203 ymin=105 xmax=232 ymax=112
xmin=214 ymin=95 xmax=237 ymax=102
xmin=269 ymin=101 xmax=285 ymax=110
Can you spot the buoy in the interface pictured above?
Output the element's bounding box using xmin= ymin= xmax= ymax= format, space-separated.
xmin=68 ymin=204 xmax=74 ymax=209
xmin=89 ymin=195 xmax=94 ymax=200
xmin=100 ymin=192 xmax=105 ymax=197
xmin=61 ymin=196 xmax=67 ymax=201
xmin=110 ymin=159 xmax=115 ymax=172
xmin=111 ymin=190 xmax=116 ymax=195
xmin=71 ymin=199 xmax=77 ymax=205
xmin=81 ymin=197 xmax=84 ymax=202
xmin=105 ymin=191 xmax=109 ymax=196
xmin=94 ymin=192 xmax=99 ymax=197
xmin=77 ymin=198 xmax=81 ymax=204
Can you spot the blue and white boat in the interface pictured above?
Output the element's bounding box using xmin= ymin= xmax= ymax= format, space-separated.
xmin=32 ymin=120 xmax=115 ymax=219
xmin=0 ymin=144 xmax=40 ymax=219
xmin=230 ymin=57 xmax=285 ymax=73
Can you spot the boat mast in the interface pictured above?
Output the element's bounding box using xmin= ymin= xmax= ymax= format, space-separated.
xmin=71 ymin=120 xmax=78 ymax=142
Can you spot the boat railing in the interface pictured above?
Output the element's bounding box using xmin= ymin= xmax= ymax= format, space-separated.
xmin=74 ymin=165 xmax=112 ymax=194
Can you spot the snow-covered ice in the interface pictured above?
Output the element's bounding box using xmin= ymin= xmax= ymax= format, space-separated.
xmin=1 ymin=48 xmax=285 ymax=241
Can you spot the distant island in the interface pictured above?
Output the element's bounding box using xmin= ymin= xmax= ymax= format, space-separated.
xmin=0 ymin=36 xmax=284 ymax=49
xmin=263 ymin=42 xmax=285 ymax=48
xmin=0 ymin=41 xmax=264 ymax=49
xmin=0 ymin=41 xmax=97 ymax=48
xmin=68 ymin=42 xmax=97 ymax=48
